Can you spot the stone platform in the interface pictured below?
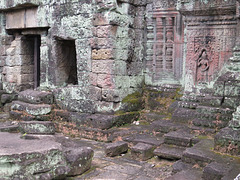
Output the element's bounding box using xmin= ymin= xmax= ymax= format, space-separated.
xmin=0 ymin=132 xmax=93 ymax=179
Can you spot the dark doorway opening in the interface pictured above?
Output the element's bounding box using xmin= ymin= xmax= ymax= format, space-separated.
xmin=55 ymin=39 xmax=78 ymax=86
xmin=21 ymin=35 xmax=41 ymax=89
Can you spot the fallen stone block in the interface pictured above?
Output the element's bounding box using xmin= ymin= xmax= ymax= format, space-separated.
xmin=193 ymin=118 xmax=228 ymax=129
xmin=214 ymin=127 xmax=240 ymax=155
xmin=123 ymin=134 xmax=164 ymax=147
xmin=202 ymin=162 xmax=230 ymax=180
xmin=172 ymin=160 xmax=193 ymax=174
xmin=18 ymin=89 xmax=54 ymax=104
xmin=105 ymin=141 xmax=128 ymax=157
xmin=131 ymin=143 xmax=154 ymax=161
xmin=64 ymin=147 xmax=94 ymax=176
xmin=151 ymin=120 xmax=182 ymax=133
xmin=164 ymin=130 xmax=195 ymax=147
xmin=182 ymin=147 xmax=213 ymax=167
xmin=19 ymin=121 xmax=55 ymax=135
xmin=154 ymin=144 xmax=185 ymax=160
xmin=68 ymin=112 xmax=139 ymax=130
xmin=0 ymin=132 xmax=69 ymax=179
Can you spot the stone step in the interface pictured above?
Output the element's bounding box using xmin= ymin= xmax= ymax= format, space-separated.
xmin=196 ymin=111 xmax=232 ymax=121
xmin=18 ymin=89 xmax=54 ymax=104
xmin=153 ymin=144 xmax=185 ymax=160
xmin=59 ymin=111 xmax=140 ymax=130
xmin=192 ymin=118 xmax=228 ymax=129
xmin=180 ymin=95 xmax=202 ymax=103
xmin=190 ymin=125 xmax=217 ymax=135
xmin=199 ymin=96 xmax=223 ymax=107
xmin=123 ymin=134 xmax=164 ymax=147
xmin=202 ymin=162 xmax=230 ymax=180
xmin=107 ymin=124 xmax=154 ymax=142
xmin=19 ymin=121 xmax=55 ymax=135
xmin=196 ymin=106 xmax=234 ymax=115
xmin=171 ymin=108 xmax=198 ymax=123
xmin=151 ymin=120 xmax=182 ymax=133
xmin=10 ymin=110 xmax=50 ymax=121
xmin=11 ymin=101 xmax=52 ymax=116
xmin=70 ymin=112 xmax=118 ymax=130
xmin=0 ymin=121 xmax=19 ymax=132
xmin=164 ymin=130 xmax=195 ymax=147
xmin=178 ymin=101 xmax=198 ymax=109
xmin=165 ymin=169 xmax=203 ymax=180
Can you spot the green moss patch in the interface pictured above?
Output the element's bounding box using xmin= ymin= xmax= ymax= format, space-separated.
xmin=122 ymin=91 xmax=142 ymax=104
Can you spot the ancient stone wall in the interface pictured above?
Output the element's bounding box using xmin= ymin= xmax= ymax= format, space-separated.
xmin=0 ymin=0 xmax=145 ymax=113
xmin=90 ymin=0 xmax=145 ymax=112
xmin=0 ymin=0 xmax=95 ymax=112
xmin=0 ymin=0 xmax=239 ymax=113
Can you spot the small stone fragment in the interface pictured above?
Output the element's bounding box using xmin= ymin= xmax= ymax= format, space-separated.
xmin=105 ymin=141 xmax=128 ymax=157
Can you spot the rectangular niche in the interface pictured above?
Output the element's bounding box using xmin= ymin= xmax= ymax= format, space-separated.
xmin=55 ymin=39 xmax=78 ymax=86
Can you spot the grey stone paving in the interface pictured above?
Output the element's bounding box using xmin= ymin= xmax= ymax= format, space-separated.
xmin=70 ymin=138 xmax=173 ymax=180
xmin=1 ymin=110 xmax=240 ymax=180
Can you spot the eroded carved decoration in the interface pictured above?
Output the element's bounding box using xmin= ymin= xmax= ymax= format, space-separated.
xmin=153 ymin=0 xmax=176 ymax=10
xmin=186 ymin=27 xmax=236 ymax=84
